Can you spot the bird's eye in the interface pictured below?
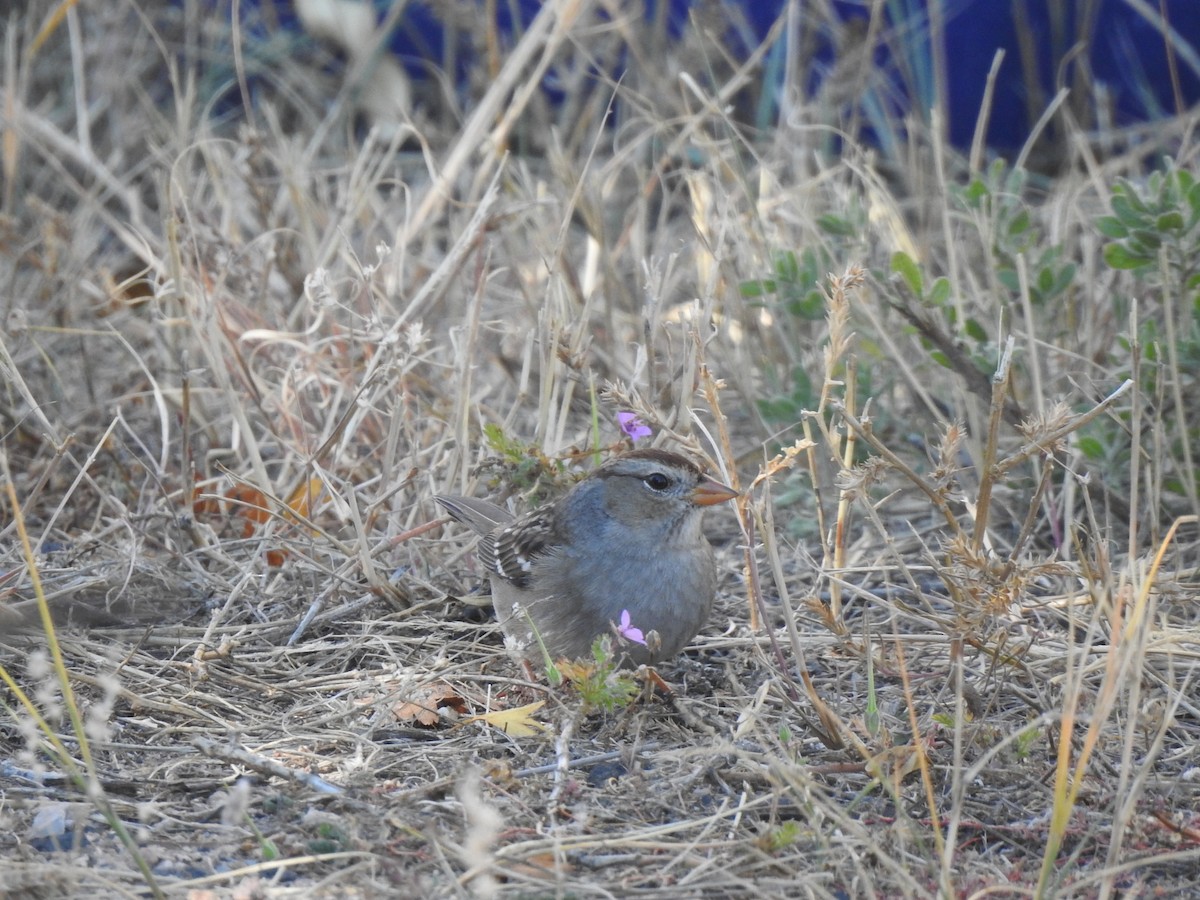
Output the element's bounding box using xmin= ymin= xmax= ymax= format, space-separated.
xmin=643 ymin=472 xmax=672 ymax=491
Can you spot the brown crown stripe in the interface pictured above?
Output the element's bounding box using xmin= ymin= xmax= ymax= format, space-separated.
xmin=594 ymin=448 xmax=704 ymax=477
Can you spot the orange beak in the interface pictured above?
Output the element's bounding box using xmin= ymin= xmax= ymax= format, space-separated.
xmin=692 ymin=476 xmax=739 ymax=507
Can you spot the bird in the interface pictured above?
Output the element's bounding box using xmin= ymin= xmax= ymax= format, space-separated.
xmin=436 ymin=448 xmax=738 ymax=666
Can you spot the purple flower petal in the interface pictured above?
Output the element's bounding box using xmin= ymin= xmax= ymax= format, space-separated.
xmin=616 ymin=609 xmax=647 ymax=645
xmin=617 ymin=412 xmax=652 ymax=441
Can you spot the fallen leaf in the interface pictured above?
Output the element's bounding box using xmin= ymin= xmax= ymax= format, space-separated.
xmin=226 ymin=485 xmax=271 ymax=528
xmin=285 ymin=478 xmax=326 ymax=520
xmin=554 ymin=660 xmax=595 ymax=682
xmin=392 ymin=683 xmax=468 ymax=728
xmin=465 ymin=700 xmax=548 ymax=737
xmin=509 ymin=852 xmax=574 ymax=879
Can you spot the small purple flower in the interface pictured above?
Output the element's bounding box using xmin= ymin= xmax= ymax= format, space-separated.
xmin=616 ymin=609 xmax=647 ymax=646
xmin=617 ymin=411 xmax=652 ymax=441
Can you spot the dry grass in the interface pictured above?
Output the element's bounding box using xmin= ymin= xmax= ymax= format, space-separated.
xmin=2 ymin=2 xmax=1200 ymax=897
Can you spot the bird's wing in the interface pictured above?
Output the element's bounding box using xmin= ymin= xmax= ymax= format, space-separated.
xmin=435 ymin=495 xmax=512 ymax=534
xmin=479 ymin=510 xmax=556 ymax=589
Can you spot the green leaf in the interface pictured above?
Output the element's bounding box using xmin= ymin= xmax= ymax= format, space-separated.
xmin=740 ymin=279 xmax=774 ymax=298
xmin=965 ymin=318 xmax=988 ymax=343
xmin=1052 ymin=263 xmax=1076 ymax=297
xmin=1095 ymin=216 xmax=1128 ymax=239
xmin=1130 ymin=229 xmax=1162 ymax=251
xmin=786 ymin=289 xmax=825 ymax=320
xmin=1014 ymin=726 xmax=1040 ymax=759
xmin=1104 ymin=243 xmax=1153 ymax=270
xmin=799 ymin=247 xmax=823 ymax=279
xmin=1156 ymin=211 xmax=1184 ymax=232
xmin=316 ymin=823 xmax=349 ymax=843
xmin=483 ymin=423 xmax=510 ymax=454
xmin=928 ymin=276 xmax=951 ymax=306
xmin=1111 ymin=194 xmax=1146 ymax=228
xmin=775 ymin=250 xmax=799 ymax=282
xmin=1003 ymin=164 xmax=1027 ymax=195
xmin=891 ymin=251 xmax=924 ymax=296
xmin=962 ymin=178 xmax=988 ymax=207
xmin=1163 ymin=476 xmax=1194 ymax=496
xmin=1007 ymin=209 xmax=1031 ymax=236
xmin=1187 ymin=181 xmax=1200 ymax=217
xmin=817 ymin=213 xmax=857 ymax=237
xmin=764 ymin=821 xmax=802 ymax=852
xmin=1121 ymin=178 xmax=1152 ymax=212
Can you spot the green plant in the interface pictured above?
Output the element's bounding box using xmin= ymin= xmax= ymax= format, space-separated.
xmin=558 ymin=636 xmax=640 ymax=713
xmin=757 ymin=820 xmax=803 ymax=853
xmin=1099 ymin=166 xmax=1200 ymax=279
xmin=741 ymin=247 xmax=831 ymax=322
xmin=478 ymin=424 xmax=564 ymax=500
xmin=307 ymin=822 xmax=349 ymax=855
xmin=1013 ymin=725 xmax=1040 ymax=762
xmin=740 ymin=244 xmax=836 ymax=428
xmin=890 ymin=159 xmax=1078 ymax=380
xmin=881 ymin=160 xmax=1082 ymax=433
xmin=1091 ymin=161 xmax=1200 ymax=509
xmin=956 ymin=160 xmax=1078 ymax=309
